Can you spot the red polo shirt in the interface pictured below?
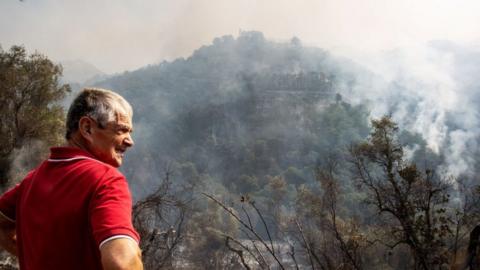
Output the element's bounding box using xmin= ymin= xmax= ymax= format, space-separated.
xmin=0 ymin=147 xmax=140 ymax=269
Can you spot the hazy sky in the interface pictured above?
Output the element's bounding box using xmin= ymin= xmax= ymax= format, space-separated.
xmin=1 ymin=0 xmax=480 ymax=73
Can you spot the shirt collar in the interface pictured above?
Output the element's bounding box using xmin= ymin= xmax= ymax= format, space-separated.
xmin=49 ymin=147 xmax=97 ymax=160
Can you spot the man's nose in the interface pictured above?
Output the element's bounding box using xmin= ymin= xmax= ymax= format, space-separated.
xmin=124 ymin=133 xmax=134 ymax=147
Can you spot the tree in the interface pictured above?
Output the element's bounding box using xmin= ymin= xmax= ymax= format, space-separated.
xmin=350 ymin=116 xmax=451 ymax=270
xmin=204 ymin=193 xmax=289 ymax=270
xmin=0 ymin=45 xmax=70 ymax=188
xmin=133 ymin=169 xmax=187 ymax=270
xmin=293 ymin=156 xmax=368 ymax=270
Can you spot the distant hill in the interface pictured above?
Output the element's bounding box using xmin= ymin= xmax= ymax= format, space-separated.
xmin=90 ymin=31 xmax=381 ymax=197
xmin=60 ymin=59 xmax=107 ymax=84
xmin=97 ymin=31 xmax=371 ymax=120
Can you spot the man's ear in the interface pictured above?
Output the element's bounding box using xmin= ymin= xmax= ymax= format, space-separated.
xmin=78 ymin=116 xmax=94 ymax=143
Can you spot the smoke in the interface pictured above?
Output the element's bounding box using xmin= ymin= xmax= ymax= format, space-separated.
xmin=2 ymin=0 xmax=480 ymax=73
xmin=97 ymin=31 xmax=480 ymax=181
xmin=334 ymin=42 xmax=480 ymax=177
xmin=9 ymin=140 xmax=49 ymax=184
xmin=3 ymin=1 xmax=480 ymax=178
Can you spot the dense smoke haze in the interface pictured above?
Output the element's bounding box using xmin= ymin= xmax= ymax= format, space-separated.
xmin=337 ymin=42 xmax=480 ymax=177
xmin=2 ymin=0 xmax=480 ymax=179
xmin=2 ymin=0 xmax=480 ymax=72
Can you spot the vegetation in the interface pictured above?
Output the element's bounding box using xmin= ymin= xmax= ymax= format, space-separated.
xmin=0 ymin=45 xmax=70 ymax=188
xmin=350 ymin=117 xmax=451 ymax=269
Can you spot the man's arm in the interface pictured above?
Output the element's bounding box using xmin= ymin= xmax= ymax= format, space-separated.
xmin=100 ymin=238 xmax=143 ymax=270
xmin=0 ymin=214 xmax=16 ymax=256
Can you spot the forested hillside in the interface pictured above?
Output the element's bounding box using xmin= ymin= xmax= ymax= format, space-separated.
xmin=88 ymin=31 xmax=480 ymax=269
xmin=98 ymin=31 xmax=391 ymax=197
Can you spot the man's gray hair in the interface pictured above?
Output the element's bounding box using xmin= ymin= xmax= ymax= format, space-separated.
xmin=65 ymin=88 xmax=133 ymax=139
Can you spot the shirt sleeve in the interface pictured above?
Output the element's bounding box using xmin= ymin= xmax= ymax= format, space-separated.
xmin=89 ymin=170 xmax=140 ymax=248
xmin=0 ymin=171 xmax=32 ymax=222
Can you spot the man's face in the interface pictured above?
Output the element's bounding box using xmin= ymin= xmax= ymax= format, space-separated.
xmin=88 ymin=113 xmax=134 ymax=167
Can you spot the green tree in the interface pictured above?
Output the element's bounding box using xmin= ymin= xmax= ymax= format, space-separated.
xmin=0 ymin=45 xmax=70 ymax=188
xmin=350 ymin=116 xmax=451 ymax=270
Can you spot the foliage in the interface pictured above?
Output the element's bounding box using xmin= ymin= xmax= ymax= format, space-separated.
xmin=350 ymin=116 xmax=451 ymax=270
xmin=0 ymin=45 xmax=70 ymax=188
xmin=133 ymin=169 xmax=187 ymax=270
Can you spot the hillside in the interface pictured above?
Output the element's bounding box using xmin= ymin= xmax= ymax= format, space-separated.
xmin=95 ymin=31 xmax=379 ymax=197
xmin=82 ymin=32 xmax=479 ymax=269
xmin=60 ymin=59 xmax=106 ymax=84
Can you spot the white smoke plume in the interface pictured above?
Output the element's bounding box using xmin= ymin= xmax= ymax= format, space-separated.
xmin=336 ymin=42 xmax=480 ymax=177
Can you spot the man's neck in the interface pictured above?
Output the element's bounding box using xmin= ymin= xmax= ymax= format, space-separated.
xmin=66 ymin=134 xmax=90 ymax=154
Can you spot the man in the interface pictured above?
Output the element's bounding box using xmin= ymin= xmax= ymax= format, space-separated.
xmin=0 ymin=88 xmax=143 ymax=269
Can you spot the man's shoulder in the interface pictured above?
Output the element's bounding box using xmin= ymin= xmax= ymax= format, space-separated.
xmin=79 ymin=158 xmax=124 ymax=177
xmin=47 ymin=147 xmax=125 ymax=179
xmin=39 ymin=150 xmax=129 ymax=192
